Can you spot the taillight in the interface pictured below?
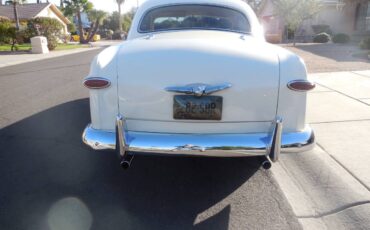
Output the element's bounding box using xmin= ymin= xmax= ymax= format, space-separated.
xmin=287 ymin=80 xmax=315 ymax=92
xmin=83 ymin=77 xmax=111 ymax=89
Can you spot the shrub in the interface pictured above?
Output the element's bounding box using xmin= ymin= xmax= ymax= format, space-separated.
xmin=313 ymin=33 xmax=331 ymax=43
xmin=15 ymin=30 xmax=29 ymax=44
xmin=67 ymin=23 xmax=76 ymax=34
xmin=332 ymin=33 xmax=350 ymax=44
xmin=312 ymin=24 xmax=332 ymax=35
xmin=0 ymin=16 xmax=10 ymax=22
xmin=26 ymin=17 xmax=63 ymax=50
xmin=0 ymin=17 xmax=27 ymax=51
xmin=0 ymin=17 xmax=13 ymax=44
xmin=106 ymin=29 xmax=114 ymax=39
xmin=112 ymin=31 xmax=122 ymax=40
xmin=47 ymin=35 xmax=58 ymax=50
xmin=359 ymin=37 xmax=370 ymax=50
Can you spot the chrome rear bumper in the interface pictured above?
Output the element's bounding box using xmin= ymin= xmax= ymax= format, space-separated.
xmin=82 ymin=117 xmax=315 ymax=159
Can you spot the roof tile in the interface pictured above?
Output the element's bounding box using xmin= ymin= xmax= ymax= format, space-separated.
xmin=0 ymin=3 xmax=50 ymax=20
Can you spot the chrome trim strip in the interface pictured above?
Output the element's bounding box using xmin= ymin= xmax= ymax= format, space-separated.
xmin=82 ymin=124 xmax=315 ymax=157
xmin=165 ymin=83 xmax=232 ymax=97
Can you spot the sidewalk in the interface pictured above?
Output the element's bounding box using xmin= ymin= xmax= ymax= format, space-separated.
xmin=273 ymin=70 xmax=370 ymax=229
xmin=0 ymin=41 xmax=122 ymax=68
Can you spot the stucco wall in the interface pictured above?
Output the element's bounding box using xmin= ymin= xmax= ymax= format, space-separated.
xmin=303 ymin=0 xmax=368 ymax=35
xmin=259 ymin=0 xmax=283 ymax=43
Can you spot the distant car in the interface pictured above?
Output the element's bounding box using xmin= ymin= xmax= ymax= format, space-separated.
xmin=82 ymin=0 xmax=315 ymax=169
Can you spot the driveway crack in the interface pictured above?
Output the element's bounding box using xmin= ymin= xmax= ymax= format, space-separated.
xmin=351 ymin=71 xmax=370 ymax=79
xmin=317 ymin=142 xmax=370 ymax=192
xmin=315 ymin=83 xmax=370 ymax=107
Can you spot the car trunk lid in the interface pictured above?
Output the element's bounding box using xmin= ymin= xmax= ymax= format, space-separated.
xmin=117 ymin=32 xmax=280 ymax=133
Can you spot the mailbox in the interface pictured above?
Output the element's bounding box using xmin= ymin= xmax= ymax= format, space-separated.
xmin=31 ymin=36 xmax=49 ymax=54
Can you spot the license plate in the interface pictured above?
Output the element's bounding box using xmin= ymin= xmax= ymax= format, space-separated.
xmin=173 ymin=95 xmax=223 ymax=120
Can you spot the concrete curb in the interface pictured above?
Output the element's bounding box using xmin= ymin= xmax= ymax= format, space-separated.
xmin=272 ymin=147 xmax=370 ymax=229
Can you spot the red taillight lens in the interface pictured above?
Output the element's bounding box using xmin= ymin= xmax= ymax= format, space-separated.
xmin=287 ymin=80 xmax=316 ymax=92
xmin=83 ymin=78 xmax=111 ymax=89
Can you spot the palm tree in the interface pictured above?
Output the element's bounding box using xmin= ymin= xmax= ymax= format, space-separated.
xmin=86 ymin=9 xmax=107 ymax=42
xmin=5 ymin=0 xmax=26 ymax=30
xmin=63 ymin=0 xmax=93 ymax=44
xmin=115 ymin=0 xmax=125 ymax=32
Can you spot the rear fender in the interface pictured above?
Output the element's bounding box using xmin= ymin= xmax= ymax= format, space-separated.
xmin=277 ymin=49 xmax=308 ymax=132
xmin=87 ymin=45 xmax=121 ymax=130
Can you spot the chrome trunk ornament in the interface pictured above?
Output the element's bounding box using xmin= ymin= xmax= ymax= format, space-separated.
xmin=165 ymin=83 xmax=232 ymax=97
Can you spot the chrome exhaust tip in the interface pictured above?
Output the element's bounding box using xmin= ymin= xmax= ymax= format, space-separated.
xmin=261 ymin=159 xmax=272 ymax=170
xmin=120 ymin=154 xmax=134 ymax=170
xmin=120 ymin=160 xmax=131 ymax=170
xmin=260 ymin=156 xmax=272 ymax=170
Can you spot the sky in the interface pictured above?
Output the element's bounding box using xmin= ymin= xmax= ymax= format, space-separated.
xmin=28 ymin=0 xmax=142 ymax=14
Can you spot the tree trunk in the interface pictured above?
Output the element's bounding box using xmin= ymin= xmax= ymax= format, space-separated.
xmin=13 ymin=3 xmax=20 ymax=31
xmin=87 ymin=19 xmax=99 ymax=42
xmin=118 ymin=3 xmax=122 ymax=32
xmin=11 ymin=37 xmax=17 ymax=52
xmin=85 ymin=21 xmax=93 ymax=41
xmin=77 ymin=9 xmax=87 ymax=44
xmin=293 ymin=26 xmax=301 ymax=46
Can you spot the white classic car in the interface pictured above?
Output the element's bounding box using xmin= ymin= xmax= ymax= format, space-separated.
xmin=82 ymin=0 xmax=315 ymax=169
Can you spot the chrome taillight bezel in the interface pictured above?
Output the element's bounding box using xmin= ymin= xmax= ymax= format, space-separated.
xmin=287 ymin=80 xmax=316 ymax=92
xmin=83 ymin=77 xmax=111 ymax=89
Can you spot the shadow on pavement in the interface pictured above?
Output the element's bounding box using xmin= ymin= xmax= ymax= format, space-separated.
xmin=0 ymin=99 xmax=260 ymax=230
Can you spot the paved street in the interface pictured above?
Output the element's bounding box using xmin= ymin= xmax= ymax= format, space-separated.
xmin=0 ymin=50 xmax=300 ymax=230
xmin=0 ymin=41 xmax=122 ymax=69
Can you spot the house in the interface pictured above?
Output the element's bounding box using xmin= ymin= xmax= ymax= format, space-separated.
xmin=258 ymin=0 xmax=284 ymax=43
xmin=0 ymin=3 xmax=70 ymax=34
xmin=259 ymin=0 xmax=370 ymax=43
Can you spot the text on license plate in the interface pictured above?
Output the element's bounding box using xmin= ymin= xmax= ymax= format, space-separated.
xmin=173 ymin=95 xmax=223 ymax=120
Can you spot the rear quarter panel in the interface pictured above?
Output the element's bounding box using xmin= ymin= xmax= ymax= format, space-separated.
xmin=87 ymin=45 xmax=120 ymax=131
xmin=277 ymin=47 xmax=308 ymax=133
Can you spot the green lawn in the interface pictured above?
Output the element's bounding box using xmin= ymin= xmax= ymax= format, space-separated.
xmin=0 ymin=44 xmax=31 ymax=51
xmin=0 ymin=43 xmax=89 ymax=52
xmin=54 ymin=43 xmax=90 ymax=51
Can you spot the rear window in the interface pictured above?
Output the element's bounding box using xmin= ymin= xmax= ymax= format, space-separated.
xmin=139 ymin=5 xmax=250 ymax=34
